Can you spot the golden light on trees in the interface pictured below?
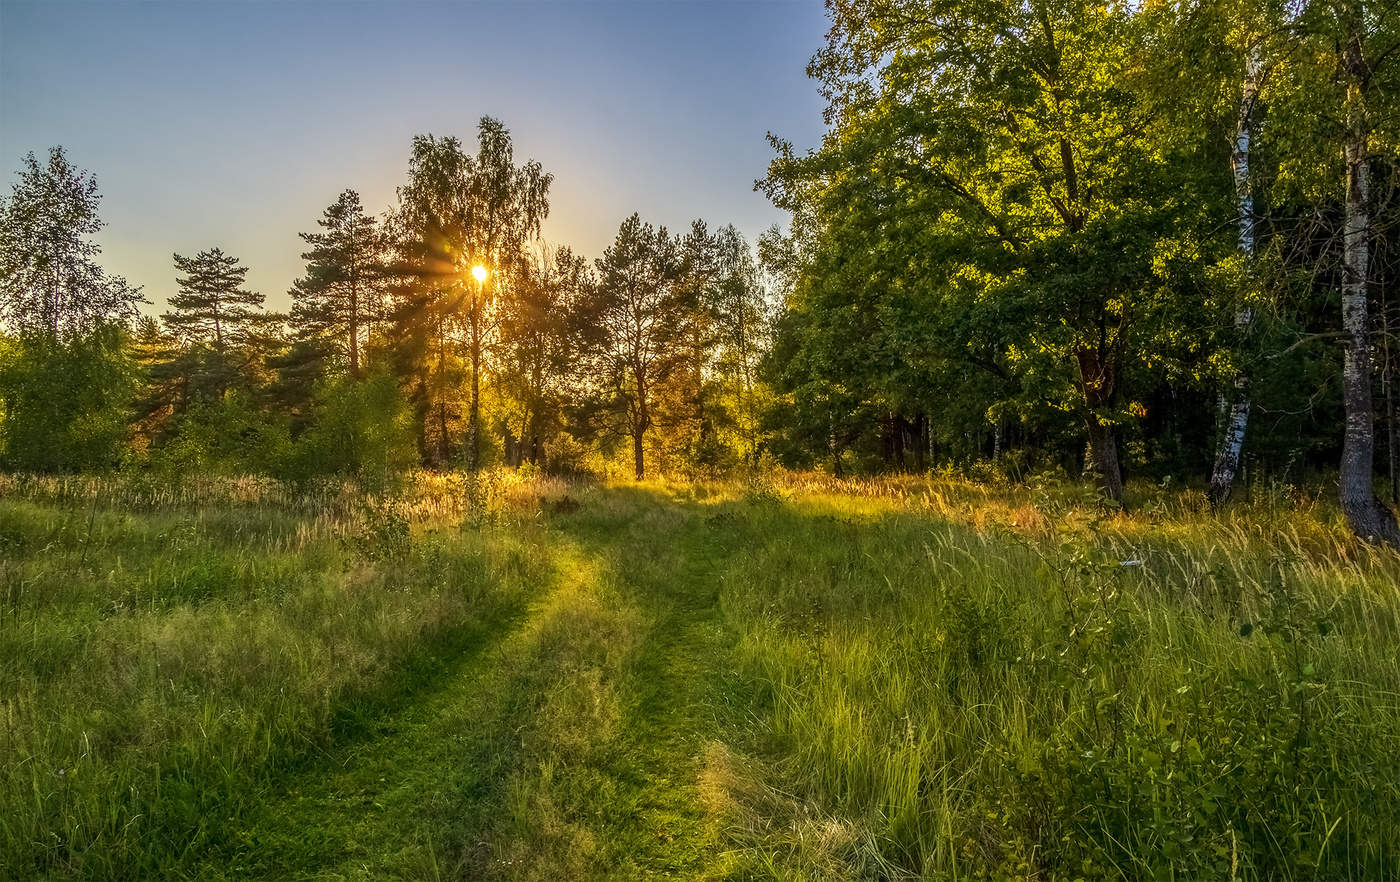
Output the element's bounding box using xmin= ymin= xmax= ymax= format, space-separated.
xmin=471 ymin=264 xmax=488 ymax=282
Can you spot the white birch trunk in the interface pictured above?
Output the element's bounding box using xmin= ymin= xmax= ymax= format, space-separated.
xmin=1338 ymin=13 xmax=1399 ymax=544
xmin=1208 ymin=44 xmax=1262 ymax=508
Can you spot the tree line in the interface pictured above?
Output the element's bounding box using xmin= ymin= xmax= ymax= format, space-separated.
xmin=3 ymin=0 xmax=1400 ymax=545
xmin=0 ymin=119 xmax=769 ymax=483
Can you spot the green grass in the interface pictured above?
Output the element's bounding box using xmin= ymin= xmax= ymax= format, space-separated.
xmin=2 ymin=472 xmax=1399 ymax=879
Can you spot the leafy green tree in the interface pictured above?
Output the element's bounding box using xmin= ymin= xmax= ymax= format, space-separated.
xmin=581 ymin=214 xmax=685 ymax=479
xmin=1208 ymin=38 xmax=1266 ymax=506
xmin=762 ymin=0 xmax=1220 ymax=500
xmin=1228 ymin=0 xmax=1400 ymax=540
xmin=653 ymin=221 xmax=770 ymax=474
xmin=0 ymin=146 xmax=143 ymax=339
xmin=290 ymin=368 xmax=418 ymax=484
xmin=495 ymin=243 xmax=588 ymax=467
xmin=0 ymin=325 xmax=138 ymax=471
xmin=152 ymin=390 xmax=290 ymax=476
xmin=710 ymin=224 xmax=771 ymax=466
xmin=661 ymin=220 xmax=723 ymax=468
xmin=1329 ymin=0 xmax=1400 ymax=542
xmin=392 ymin=118 xmax=552 ymax=470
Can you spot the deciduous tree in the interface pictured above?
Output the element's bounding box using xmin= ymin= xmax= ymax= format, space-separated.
xmin=0 ymin=146 xmax=142 ymax=339
xmin=582 ymin=214 xmax=684 ymax=479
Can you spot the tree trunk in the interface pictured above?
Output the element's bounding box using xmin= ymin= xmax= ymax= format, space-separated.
xmin=633 ymin=370 xmax=648 ymax=480
xmin=49 ymin=261 xmax=61 ymax=340
xmin=436 ymin=401 xmax=449 ymax=467
xmin=1338 ymin=22 xmax=1400 ymax=544
xmin=1210 ymin=44 xmax=1262 ymax=508
xmin=434 ymin=310 xmax=449 ymax=467
xmin=1384 ymin=297 xmax=1398 ymax=504
xmin=1085 ymin=418 xmax=1124 ymax=503
xmin=468 ymin=330 xmax=481 ymax=472
xmin=914 ymin=412 xmax=927 ymax=472
xmin=348 ymin=280 xmax=360 ymax=378
xmin=1075 ymin=346 xmax=1123 ymax=502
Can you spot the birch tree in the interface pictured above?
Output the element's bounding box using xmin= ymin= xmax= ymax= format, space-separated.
xmin=1334 ymin=0 xmax=1399 ymax=542
xmin=1209 ymin=43 xmax=1264 ymax=506
xmin=0 ymin=146 xmax=142 ymax=339
xmin=583 ymin=214 xmax=684 ymax=479
xmin=393 ymin=119 xmax=551 ymax=470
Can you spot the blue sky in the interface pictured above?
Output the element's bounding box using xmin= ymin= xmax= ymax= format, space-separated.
xmin=0 ymin=0 xmax=829 ymax=311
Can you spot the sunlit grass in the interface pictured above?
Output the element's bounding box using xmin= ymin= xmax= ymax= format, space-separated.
xmin=0 ymin=470 xmax=572 ymax=878
xmin=708 ymin=473 xmax=1400 ymax=879
xmin=2 ymin=469 xmax=1397 ymax=879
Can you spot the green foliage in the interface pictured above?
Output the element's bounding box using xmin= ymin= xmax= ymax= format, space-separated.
xmin=389 ymin=118 xmax=554 ymax=469
xmin=0 ymin=326 xmax=138 ymax=472
xmin=145 ymin=368 xmax=418 ymax=485
xmin=289 ymin=189 xmax=387 ymax=377
xmin=0 ymin=147 xmax=143 ymax=339
xmin=580 ymin=213 xmax=686 ymax=477
xmin=289 ymin=369 xmax=418 ymax=485
xmin=347 ymin=492 xmax=412 ymax=561
xmin=149 ymin=391 xmax=292 ymax=477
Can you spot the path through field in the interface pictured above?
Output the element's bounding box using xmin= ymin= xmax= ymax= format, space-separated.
xmin=198 ymin=486 xmax=741 ymax=880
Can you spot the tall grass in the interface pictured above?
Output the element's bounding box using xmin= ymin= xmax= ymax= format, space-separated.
xmin=709 ymin=474 xmax=1400 ymax=879
xmin=5 ymin=470 xmax=1399 ymax=880
xmin=0 ymin=470 xmax=574 ymax=879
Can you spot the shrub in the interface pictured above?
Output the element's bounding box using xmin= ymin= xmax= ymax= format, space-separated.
xmin=288 ymin=369 xmax=418 ymax=487
xmin=0 ymin=327 xmax=138 ymax=472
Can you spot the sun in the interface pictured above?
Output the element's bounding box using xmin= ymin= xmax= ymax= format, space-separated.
xmin=471 ymin=265 xmax=488 ymax=282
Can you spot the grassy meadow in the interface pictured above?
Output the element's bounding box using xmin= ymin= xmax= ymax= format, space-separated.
xmin=2 ymin=471 xmax=1399 ymax=880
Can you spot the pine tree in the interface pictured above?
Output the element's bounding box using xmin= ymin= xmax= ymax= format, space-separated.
xmin=265 ymin=336 xmax=334 ymax=435
xmin=163 ymin=248 xmax=263 ymax=351
xmin=289 ymin=190 xmax=386 ymax=378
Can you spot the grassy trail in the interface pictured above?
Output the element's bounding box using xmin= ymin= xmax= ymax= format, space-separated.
xmin=197 ymin=486 xmax=736 ymax=880
xmin=569 ymin=491 xmax=735 ymax=877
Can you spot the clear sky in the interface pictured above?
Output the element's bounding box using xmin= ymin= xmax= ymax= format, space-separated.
xmin=0 ymin=0 xmax=829 ymax=312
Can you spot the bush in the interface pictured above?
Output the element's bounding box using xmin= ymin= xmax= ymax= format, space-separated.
xmin=289 ymin=369 xmax=418 ymax=487
xmin=0 ymin=327 xmax=139 ymax=472
xmin=150 ymin=392 xmax=293 ymax=477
